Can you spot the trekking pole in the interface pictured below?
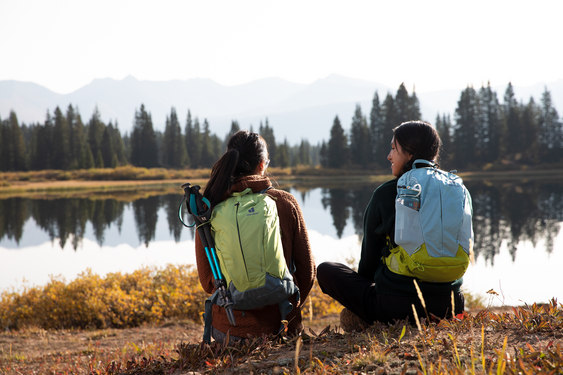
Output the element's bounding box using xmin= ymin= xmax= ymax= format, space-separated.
xmin=180 ymin=183 xmax=236 ymax=326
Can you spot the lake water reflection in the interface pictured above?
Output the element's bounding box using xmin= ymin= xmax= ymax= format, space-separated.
xmin=1 ymin=178 xmax=562 ymax=306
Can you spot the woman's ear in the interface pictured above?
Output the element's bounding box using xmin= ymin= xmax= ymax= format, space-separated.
xmin=255 ymin=160 xmax=266 ymax=175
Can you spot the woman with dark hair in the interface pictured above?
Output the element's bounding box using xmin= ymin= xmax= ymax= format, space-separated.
xmin=196 ymin=130 xmax=315 ymax=343
xmin=317 ymin=121 xmax=467 ymax=330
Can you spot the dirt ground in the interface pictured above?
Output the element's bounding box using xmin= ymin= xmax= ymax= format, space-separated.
xmin=2 ymin=309 xmax=563 ymax=374
xmin=0 ymin=316 xmax=340 ymax=374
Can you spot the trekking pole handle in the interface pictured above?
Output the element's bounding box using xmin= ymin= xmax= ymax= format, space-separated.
xmin=178 ymin=196 xmax=195 ymax=228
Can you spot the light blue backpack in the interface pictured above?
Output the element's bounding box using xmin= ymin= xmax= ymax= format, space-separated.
xmin=384 ymin=159 xmax=474 ymax=282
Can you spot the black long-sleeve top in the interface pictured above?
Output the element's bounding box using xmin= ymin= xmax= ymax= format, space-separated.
xmin=358 ymin=178 xmax=463 ymax=296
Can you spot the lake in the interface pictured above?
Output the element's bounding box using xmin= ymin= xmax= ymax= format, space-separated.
xmin=1 ymin=177 xmax=562 ymax=307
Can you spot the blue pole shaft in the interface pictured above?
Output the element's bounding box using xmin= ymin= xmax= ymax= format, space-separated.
xmin=204 ymin=247 xmax=218 ymax=280
xmin=211 ymin=248 xmax=223 ymax=280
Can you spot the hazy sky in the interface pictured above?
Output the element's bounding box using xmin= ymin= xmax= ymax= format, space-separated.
xmin=1 ymin=0 xmax=562 ymax=94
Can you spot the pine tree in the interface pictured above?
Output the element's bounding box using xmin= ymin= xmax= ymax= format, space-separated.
xmin=395 ymin=83 xmax=411 ymax=123
xmin=259 ymin=118 xmax=277 ymax=166
xmin=291 ymin=144 xmax=301 ymax=166
xmin=298 ymin=139 xmax=311 ymax=166
xmin=111 ymin=121 xmax=127 ymax=166
xmin=310 ymin=143 xmax=321 ymax=166
xmin=122 ymin=132 xmax=130 ymax=164
xmin=453 ymin=86 xmax=479 ymax=168
xmin=51 ymin=106 xmax=71 ymax=170
xmin=96 ymin=149 xmax=104 ymax=168
xmin=519 ymin=98 xmax=540 ymax=163
xmin=184 ymin=111 xmax=193 ymax=166
xmin=155 ymin=130 xmax=164 ymax=167
xmin=409 ymin=86 xmax=422 ymax=120
xmin=435 ymin=113 xmax=453 ymax=167
xmin=538 ymin=88 xmax=563 ymax=162
xmin=1 ymin=111 xmax=27 ymax=171
xmin=211 ymin=134 xmax=222 ymax=164
xmin=478 ymin=83 xmax=503 ymax=164
xmin=130 ymin=104 xmax=159 ymax=168
xmin=67 ymin=105 xmax=87 ymax=170
xmin=162 ymin=108 xmax=189 ymax=168
xmin=83 ymin=144 xmax=95 ymax=169
xmin=327 ymin=116 xmax=349 ymax=168
xmin=87 ymin=107 xmax=105 ymax=161
xmin=0 ymin=117 xmax=8 ymax=171
xmin=380 ymin=93 xmax=397 ymax=168
xmin=369 ymin=92 xmax=385 ymax=165
xmin=503 ymin=83 xmax=522 ymax=160
xmin=277 ymin=139 xmax=290 ymax=168
xmin=224 ymin=120 xmax=240 ymax=149
xmin=200 ymin=119 xmax=213 ymax=168
xmin=319 ymin=140 xmax=328 ymax=168
xmin=31 ymin=111 xmax=54 ymax=170
xmin=186 ymin=114 xmax=202 ymax=168
xmin=111 ymin=154 xmax=119 ymax=168
xmin=100 ymin=125 xmax=114 ymax=168
xmin=349 ymin=104 xmax=370 ymax=167
xmin=66 ymin=105 xmax=77 ymax=168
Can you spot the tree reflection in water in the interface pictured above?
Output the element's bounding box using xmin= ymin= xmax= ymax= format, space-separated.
xmin=1 ymin=181 xmax=562 ymax=264
xmin=316 ymin=180 xmax=563 ymax=265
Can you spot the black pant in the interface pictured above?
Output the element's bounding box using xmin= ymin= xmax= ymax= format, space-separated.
xmin=317 ymin=262 xmax=464 ymax=325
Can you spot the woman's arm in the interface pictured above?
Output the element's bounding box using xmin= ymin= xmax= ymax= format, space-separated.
xmin=358 ymin=179 xmax=397 ymax=280
xmin=289 ymin=195 xmax=316 ymax=307
xmin=274 ymin=190 xmax=316 ymax=308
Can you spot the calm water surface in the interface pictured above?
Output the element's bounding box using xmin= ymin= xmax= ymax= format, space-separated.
xmin=1 ymin=179 xmax=562 ymax=306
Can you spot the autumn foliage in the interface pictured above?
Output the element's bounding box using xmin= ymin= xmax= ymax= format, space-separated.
xmin=0 ymin=265 xmax=341 ymax=331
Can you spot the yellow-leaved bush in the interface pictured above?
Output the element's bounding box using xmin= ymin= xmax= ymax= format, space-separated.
xmin=0 ymin=264 xmax=339 ymax=331
xmin=0 ymin=265 xmax=208 ymax=330
xmin=301 ymin=280 xmax=344 ymax=318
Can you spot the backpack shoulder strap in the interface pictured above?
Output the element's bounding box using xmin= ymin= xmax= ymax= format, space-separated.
xmin=412 ymin=159 xmax=435 ymax=169
xmin=259 ymin=186 xmax=274 ymax=194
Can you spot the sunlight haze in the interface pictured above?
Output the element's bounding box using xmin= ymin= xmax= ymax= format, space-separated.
xmin=1 ymin=0 xmax=562 ymax=94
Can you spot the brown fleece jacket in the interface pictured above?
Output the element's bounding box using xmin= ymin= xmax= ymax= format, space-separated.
xmin=195 ymin=175 xmax=316 ymax=339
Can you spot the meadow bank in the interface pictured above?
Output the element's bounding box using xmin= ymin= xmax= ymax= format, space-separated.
xmin=0 ymin=264 xmax=562 ymax=374
xmin=2 ymin=165 xmax=562 ymax=198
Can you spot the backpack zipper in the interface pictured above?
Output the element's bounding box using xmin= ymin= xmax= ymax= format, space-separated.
xmin=235 ymin=202 xmax=249 ymax=278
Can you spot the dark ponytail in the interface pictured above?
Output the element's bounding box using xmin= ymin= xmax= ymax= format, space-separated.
xmin=393 ymin=121 xmax=441 ymax=177
xmin=204 ymin=130 xmax=268 ymax=208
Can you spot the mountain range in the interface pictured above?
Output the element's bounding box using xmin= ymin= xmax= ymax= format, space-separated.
xmin=1 ymin=74 xmax=562 ymax=144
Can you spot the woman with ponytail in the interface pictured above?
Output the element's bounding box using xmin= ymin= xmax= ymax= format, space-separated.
xmin=317 ymin=121 xmax=466 ymax=331
xmin=195 ymin=130 xmax=315 ymax=343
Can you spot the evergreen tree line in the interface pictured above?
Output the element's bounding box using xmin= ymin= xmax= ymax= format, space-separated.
xmin=437 ymin=82 xmax=563 ymax=169
xmin=0 ymin=105 xmax=128 ymax=171
xmin=0 ymin=105 xmax=320 ymax=171
xmin=2 ymin=82 xmax=562 ymax=173
xmin=321 ymin=82 xmax=563 ymax=171
xmin=320 ymin=83 xmax=421 ymax=169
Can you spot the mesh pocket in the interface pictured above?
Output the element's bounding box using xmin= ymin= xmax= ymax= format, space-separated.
xmin=395 ymin=200 xmax=424 ymax=255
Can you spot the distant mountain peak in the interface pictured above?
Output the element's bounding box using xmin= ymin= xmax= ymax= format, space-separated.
xmin=122 ymin=75 xmax=138 ymax=82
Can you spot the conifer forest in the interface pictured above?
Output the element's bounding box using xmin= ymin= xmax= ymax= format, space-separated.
xmin=1 ymin=82 xmax=562 ymax=173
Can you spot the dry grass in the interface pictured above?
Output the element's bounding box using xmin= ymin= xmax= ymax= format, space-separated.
xmin=0 ymin=266 xmax=341 ymax=332
xmin=1 ymin=266 xmax=562 ymax=374
xmin=88 ymin=299 xmax=562 ymax=375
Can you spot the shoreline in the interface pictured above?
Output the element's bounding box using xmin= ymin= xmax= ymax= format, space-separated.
xmin=1 ymin=168 xmax=562 ymax=198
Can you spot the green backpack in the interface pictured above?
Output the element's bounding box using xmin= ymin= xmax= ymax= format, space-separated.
xmin=204 ymin=187 xmax=298 ymax=341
